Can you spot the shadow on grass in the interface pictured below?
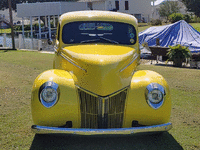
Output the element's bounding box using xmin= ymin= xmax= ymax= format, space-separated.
xmin=0 ymin=49 xmax=17 ymax=52
xmin=30 ymin=132 xmax=183 ymax=150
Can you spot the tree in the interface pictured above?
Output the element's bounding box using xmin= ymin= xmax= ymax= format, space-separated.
xmin=158 ymin=1 xmax=181 ymax=19
xmin=0 ymin=0 xmax=78 ymax=11
xmin=182 ymin=0 xmax=200 ymax=17
xmin=169 ymin=13 xmax=184 ymax=23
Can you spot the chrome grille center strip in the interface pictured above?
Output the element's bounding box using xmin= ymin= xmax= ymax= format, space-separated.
xmin=98 ymin=97 xmax=109 ymax=128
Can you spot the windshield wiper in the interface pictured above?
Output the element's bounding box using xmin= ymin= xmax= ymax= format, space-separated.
xmin=80 ymin=39 xmax=100 ymax=43
xmin=99 ymin=37 xmax=119 ymax=44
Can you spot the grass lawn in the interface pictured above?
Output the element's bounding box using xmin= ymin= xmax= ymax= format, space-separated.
xmin=0 ymin=50 xmax=54 ymax=149
xmin=0 ymin=51 xmax=200 ymax=149
xmin=139 ymin=63 xmax=200 ymax=150
xmin=138 ymin=24 xmax=151 ymax=32
xmin=190 ymin=23 xmax=200 ymax=32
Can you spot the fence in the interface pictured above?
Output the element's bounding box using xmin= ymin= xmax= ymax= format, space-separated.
xmin=0 ymin=34 xmax=54 ymax=51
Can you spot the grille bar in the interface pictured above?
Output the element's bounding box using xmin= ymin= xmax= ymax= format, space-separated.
xmin=78 ymin=88 xmax=127 ymax=129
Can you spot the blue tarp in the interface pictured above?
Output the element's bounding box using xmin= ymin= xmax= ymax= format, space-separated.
xmin=139 ymin=20 xmax=200 ymax=53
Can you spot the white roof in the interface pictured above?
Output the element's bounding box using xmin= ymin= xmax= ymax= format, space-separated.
xmin=78 ymin=0 xmax=105 ymax=2
xmin=152 ymin=0 xmax=178 ymax=6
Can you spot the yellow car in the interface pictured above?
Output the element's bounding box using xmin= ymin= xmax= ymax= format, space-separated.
xmin=31 ymin=11 xmax=172 ymax=135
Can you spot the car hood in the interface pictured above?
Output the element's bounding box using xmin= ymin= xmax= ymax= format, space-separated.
xmin=61 ymin=44 xmax=139 ymax=96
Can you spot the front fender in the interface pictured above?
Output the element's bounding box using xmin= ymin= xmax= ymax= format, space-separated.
xmin=31 ymin=69 xmax=80 ymax=127
xmin=124 ymin=70 xmax=171 ymax=127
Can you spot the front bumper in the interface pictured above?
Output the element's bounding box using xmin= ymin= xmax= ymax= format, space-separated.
xmin=32 ymin=122 xmax=172 ymax=135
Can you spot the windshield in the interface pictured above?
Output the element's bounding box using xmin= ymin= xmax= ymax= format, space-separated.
xmin=62 ymin=21 xmax=137 ymax=45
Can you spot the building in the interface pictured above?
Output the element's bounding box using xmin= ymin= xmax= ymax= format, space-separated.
xmin=17 ymin=0 xmax=153 ymax=23
xmin=79 ymin=0 xmax=152 ymax=22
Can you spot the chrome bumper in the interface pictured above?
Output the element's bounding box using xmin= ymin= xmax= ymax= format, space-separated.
xmin=32 ymin=122 xmax=172 ymax=135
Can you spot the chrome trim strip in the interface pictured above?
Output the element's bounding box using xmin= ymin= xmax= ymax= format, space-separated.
xmin=32 ymin=123 xmax=172 ymax=135
xmin=119 ymin=53 xmax=139 ymax=72
xmin=59 ymin=52 xmax=87 ymax=72
xmin=98 ymin=97 xmax=103 ymax=128
xmin=104 ymin=97 xmax=109 ymax=128
xmin=97 ymin=97 xmax=109 ymax=128
xmin=54 ymin=46 xmax=58 ymax=53
xmin=76 ymin=85 xmax=129 ymax=98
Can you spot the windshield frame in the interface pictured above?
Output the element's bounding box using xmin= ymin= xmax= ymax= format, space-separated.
xmin=61 ymin=21 xmax=137 ymax=45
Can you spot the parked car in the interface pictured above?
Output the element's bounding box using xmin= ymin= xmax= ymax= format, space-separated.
xmin=31 ymin=11 xmax=172 ymax=135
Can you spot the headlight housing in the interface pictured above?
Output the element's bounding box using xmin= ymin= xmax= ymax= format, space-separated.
xmin=145 ymin=83 xmax=165 ymax=109
xmin=39 ymin=81 xmax=59 ymax=108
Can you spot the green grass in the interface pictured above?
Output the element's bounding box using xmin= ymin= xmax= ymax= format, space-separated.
xmin=190 ymin=23 xmax=200 ymax=32
xmin=138 ymin=24 xmax=151 ymax=32
xmin=0 ymin=51 xmax=200 ymax=149
xmin=0 ymin=50 xmax=54 ymax=149
xmin=139 ymin=64 xmax=200 ymax=149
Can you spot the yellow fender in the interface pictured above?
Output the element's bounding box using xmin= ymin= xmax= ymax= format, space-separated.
xmin=124 ymin=70 xmax=171 ymax=127
xmin=31 ymin=69 xmax=80 ymax=127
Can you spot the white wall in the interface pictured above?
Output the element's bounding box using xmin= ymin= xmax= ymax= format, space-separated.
xmin=130 ymin=0 xmax=152 ymax=22
xmin=60 ymin=2 xmax=89 ymax=13
xmin=111 ymin=0 xmax=152 ymax=22
xmin=130 ymin=0 xmax=152 ymax=15
xmin=92 ymin=1 xmax=106 ymax=10
xmin=105 ymin=0 xmax=115 ymax=11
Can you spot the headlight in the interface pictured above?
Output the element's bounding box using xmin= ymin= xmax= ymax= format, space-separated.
xmin=145 ymin=83 xmax=165 ymax=109
xmin=39 ymin=81 xmax=59 ymax=108
xmin=41 ymin=88 xmax=57 ymax=103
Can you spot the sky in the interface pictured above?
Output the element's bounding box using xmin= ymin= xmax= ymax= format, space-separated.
xmin=151 ymin=0 xmax=165 ymax=6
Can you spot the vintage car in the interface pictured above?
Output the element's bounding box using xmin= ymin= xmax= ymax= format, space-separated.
xmin=31 ymin=11 xmax=172 ymax=135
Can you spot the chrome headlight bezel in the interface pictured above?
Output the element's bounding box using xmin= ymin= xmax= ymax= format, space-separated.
xmin=145 ymin=83 xmax=166 ymax=109
xmin=39 ymin=81 xmax=59 ymax=108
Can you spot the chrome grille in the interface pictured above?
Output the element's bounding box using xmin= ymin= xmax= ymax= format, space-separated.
xmin=78 ymin=88 xmax=127 ymax=129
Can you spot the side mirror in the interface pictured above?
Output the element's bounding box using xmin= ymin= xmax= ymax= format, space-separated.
xmin=48 ymin=38 xmax=53 ymax=45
